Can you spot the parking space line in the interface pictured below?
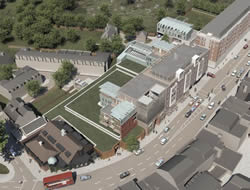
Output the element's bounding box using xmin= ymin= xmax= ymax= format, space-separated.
xmin=137 ymin=162 xmax=143 ymax=166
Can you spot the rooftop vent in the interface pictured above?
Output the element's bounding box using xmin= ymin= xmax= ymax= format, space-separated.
xmin=61 ymin=129 xmax=67 ymax=136
xmin=38 ymin=141 xmax=43 ymax=146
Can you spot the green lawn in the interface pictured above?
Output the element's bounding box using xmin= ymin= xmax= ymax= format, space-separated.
xmin=32 ymin=87 xmax=75 ymax=114
xmin=123 ymin=125 xmax=144 ymax=142
xmin=185 ymin=10 xmax=215 ymax=28
xmin=67 ymin=70 xmax=132 ymax=124
xmin=0 ymin=163 xmax=9 ymax=174
xmin=44 ymin=67 xmax=130 ymax=151
xmin=119 ymin=59 xmax=146 ymax=73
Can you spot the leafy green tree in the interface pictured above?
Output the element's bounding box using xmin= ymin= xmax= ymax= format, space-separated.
xmin=0 ymin=17 xmax=14 ymax=42
xmin=86 ymin=39 xmax=98 ymax=52
xmin=53 ymin=71 xmax=68 ymax=88
xmin=165 ymin=0 xmax=173 ymax=8
xmin=100 ymin=4 xmax=111 ymax=17
xmin=122 ymin=23 xmax=136 ymax=40
xmin=0 ymin=65 xmax=13 ymax=80
xmin=125 ymin=135 xmax=139 ymax=152
xmin=65 ymin=29 xmax=79 ymax=42
xmin=162 ymin=34 xmax=169 ymax=42
xmin=157 ymin=8 xmax=166 ymax=21
xmin=111 ymin=35 xmax=125 ymax=55
xmin=0 ymin=121 xmax=8 ymax=153
xmin=100 ymin=39 xmax=112 ymax=52
xmin=0 ymin=0 xmax=5 ymax=9
xmin=94 ymin=14 xmax=109 ymax=29
xmin=75 ymin=14 xmax=86 ymax=29
xmin=112 ymin=14 xmax=122 ymax=31
xmin=176 ymin=0 xmax=186 ymax=15
xmin=86 ymin=17 xmax=96 ymax=30
xmin=61 ymin=61 xmax=77 ymax=77
xmin=61 ymin=13 xmax=77 ymax=27
xmin=25 ymin=80 xmax=41 ymax=97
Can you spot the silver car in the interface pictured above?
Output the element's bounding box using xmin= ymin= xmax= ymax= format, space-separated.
xmin=80 ymin=175 xmax=91 ymax=181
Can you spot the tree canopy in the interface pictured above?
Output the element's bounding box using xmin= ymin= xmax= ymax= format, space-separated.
xmin=0 ymin=121 xmax=8 ymax=153
xmin=25 ymin=80 xmax=41 ymax=97
xmin=0 ymin=65 xmax=13 ymax=80
xmin=125 ymin=135 xmax=139 ymax=152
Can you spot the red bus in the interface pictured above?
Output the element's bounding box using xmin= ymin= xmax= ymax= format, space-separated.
xmin=43 ymin=171 xmax=74 ymax=190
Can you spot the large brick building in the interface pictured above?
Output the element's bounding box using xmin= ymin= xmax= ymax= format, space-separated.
xmin=195 ymin=0 xmax=250 ymax=68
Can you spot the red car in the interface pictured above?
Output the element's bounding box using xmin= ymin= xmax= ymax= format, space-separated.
xmin=207 ymin=72 xmax=216 ymax=78
xmin=243 ymin=44 xmax=248 ymax=49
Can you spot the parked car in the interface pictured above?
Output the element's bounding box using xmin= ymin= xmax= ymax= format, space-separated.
xmin=200 ymin=114 xmax=207 ymax=121
xmin=191 ymin=106 xmax=196 ymax=112
xmin=207 ymin=72 xmax=216 ymax=78
xmin=231 ymin=70 xmax=237 ymax=76
xmin=164 ymin=127 xmax=170 ymax=133
xmin=120 ymin=171 xmax=130 ymax=179
xmin=246 ymin=61 xmax=250 ymax=66
xmin=197 ymin=98 xmax=203 ymax=103
xmin=248 ymin=53 xmax=250 ymax=57
xmin=80 ymin=175 xmax=91 ymax=181
xmin=193 ymin=96 xmax=199 ymax=101
xmin=243 ymin=44 xmax=248 ymax=49
xmin=208 ymin=102 xmax=215 ymax=110
xmin=189 ymin=100 xmax=194 ymax=106
xmin=133 ymin=148 xmax=144 ymax=156
xmin=194 ymin=102 xmax=200 ymax=108
xmin=155 ymin=158 xmax=164 ymax=167
xmin=221 ymin=84 xmax=226 ymax=91
xmin=185 ymin=110 xmax=192 ymax=118
xmin=9 ymin=146 xmax=17 ymax=157
xmin=160 ymin=137 xmax=168 ymax=145
xmin=234 ymin=55 xmax=239 ymax=59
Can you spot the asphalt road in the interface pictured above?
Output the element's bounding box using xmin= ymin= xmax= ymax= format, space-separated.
xmin=0 ymin=43 xmax=249 ymax=190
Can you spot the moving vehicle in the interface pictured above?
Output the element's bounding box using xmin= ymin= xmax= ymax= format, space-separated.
xmin=234 ymin=55 xmax=239 ymax=59
xmin=231 ymin=70 xmax=237 ymax=76
xmin=208 ymin=102 xmax=215 ymax=110
xmin=221 ymin=84 xmax=226 ymax=91
xmin=43 ymin=171 xmax=74 ymax=190
xmin=164 ymin=127 xmax=170 ymax=133
xmin=207 ymin=72 xmax=216 ymax=78
xmin=200 ymin=114 xmax=207 ymax=121
xmin=185 ymin=110 xmax=192 ymax=118
xmin=120 ymin=171 xmax=130 ymax=179
xmin=80 ymin=175 xmax=91 ymax=181
xmin=160 ymin=137 xmax=168 ymax=145
xmin=243 ymin=44 xmax=248 ymax=49
xmin=248 ymin=53 xmax=250 ymax=57
xmin=133 ymin=148 xmax=144 ymax=156
xmin=155 ymin=158 xmax=164 ymax=167
xmin=246 ymin=61 xmax=250 ymax=66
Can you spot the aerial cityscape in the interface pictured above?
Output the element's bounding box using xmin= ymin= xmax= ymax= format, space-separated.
xmin=0 ymin=0 xmax=250 ymax=190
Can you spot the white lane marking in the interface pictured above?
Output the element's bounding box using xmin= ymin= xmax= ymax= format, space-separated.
xmin=140 ymin=168 xmax=146 ymax=172
xmin=153 ymin=144 xmax=158 ymax=148
xmin=95 ymin=181 xmax=101 ymax=185
xmin=98 ymin=188 xmax=103 ymax=190
xmin=106 ymin=176 xmax=112 ymax=180
xmin=109 ymin=183 xmax=115 ymax=187
xmin=131 ymin=173 xmax=136 ymax=177
xmin=146 ymin=157 xmax=151 ymax=161
xmin=154 ymin=150 xmax=159 ymax=155
xmin=128 ymin=168 xmax=134 ymax=171
xmin=137 ymin=162 xmax=143 ymax=166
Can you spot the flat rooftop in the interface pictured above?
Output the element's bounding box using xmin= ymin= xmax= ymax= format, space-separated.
xmin=201 ymin=0 xmax=250 ymax=38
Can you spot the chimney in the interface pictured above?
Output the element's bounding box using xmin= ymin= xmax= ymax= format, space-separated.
xmin=38 ymin=141 xmax=43 ymax=146
xmin=61 ymin=129 xmax=67 ymax=137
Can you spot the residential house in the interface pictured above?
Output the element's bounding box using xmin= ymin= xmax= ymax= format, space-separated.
xmin=101 ymin=24 xmax=118 ymax=41
xmin=15 ymin=49 xmax=111 ymax=77
xmin=0 ymin=66 xmax=43 ymax=100
xmin=157 ymin=17 xmax=193 ymax=42
xmin=195 ymin=0 xmax=250 ymax=68
xmin=24 ymin=120 xmax=94 ymax=170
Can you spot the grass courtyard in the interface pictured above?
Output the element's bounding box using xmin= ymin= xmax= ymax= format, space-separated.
xmin=44 ymin=67 xmax=133 ymax=151
xmin=119 ymin=59 xmax=146 ymax=74
xmin=0 ymin=163 xmax=9 ymax=174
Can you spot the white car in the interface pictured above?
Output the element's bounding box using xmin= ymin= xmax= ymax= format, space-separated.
xmin=160 ymin=137 xmax=168 ymax=145
xmin=248 ymin=53 xmax=250 ymax=57
xmin=193 ymin=96 xmax=199 ymax=101
xmin=133 ymin=148 xmax=144 ymax=156
xmin=164 ymin=127 xmax=170 ymax=133
xmin=200 ymin=114 xmax=207 ymax=121
xmin=155 ymin=158 xmax=164 ymax=167
xmin=231 ymin=70 xmax=237 ymax=76
xmin=246 ymin=61 xmax=250 ymax=66
xmin=208 ymin=102 xmax=215 ymax=110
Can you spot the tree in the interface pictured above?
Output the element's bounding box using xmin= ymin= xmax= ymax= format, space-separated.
xmin=100 ymin=39 xmax=112 ymax=52
xmin=0 ymin=121 xmax=8 ymax=153
xmin=25 ymin=80 xmax=41 ymax=97
xmin=75 ymin=14 xmax=86 ymax=29
xmin=112 ymin=14 xmax=122 ymax=31
xmin=100 ymin=4 xmax=111 ymax=17
xmin=0 ymin=65 xmax=13 ymax=80
xmin=61 ymin=61 xmax=77 ymax=77
xmin=157 ymin=8 xmax=166 ymax=21
xmin=0 ymin=0 xmax=5 ymax=9
xmin=162 ymin=34 xmax=169 ymax=42
xmin=125 ymin=135 xmax=139 ymax=152
xmin=111 ymin=36 xmax=125 ymax=55
xmin=65 ymin=29 xmax=79 ymax=42
xmin=94 ymin=14 xmax=108 ymax=29
xmin=0 ymin=17 xmax=14 ymax=42
xmin=176 ymin=0 xmax=186 ymax=15
xmin=53 ymin=70 xmax=68 ymax=88
xmin=165 ymin=0 xmax=173 ymax=8
xmin=86 ymin=39 xmax=98 ymax=52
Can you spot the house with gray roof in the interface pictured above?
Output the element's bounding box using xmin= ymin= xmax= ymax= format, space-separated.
xmin=196 ymin=0 xmax=250 ymax=67
xmin=236 ymin=76 xmax=250 ymax=102
xmin=101 ymin=24 xmax=118 ymax=41
xmin=15 ymin=49 xmax=111 ymax=77
xmin=223 ymin=174 xmax=250 ymax=190
xmin=157 ymin=17 xmax=193 ymax=42
xmin=0 ymin=66 xmax=43 ymax=100
xmin=4 ymin=97 xmax=37 ymax=128
xmin=208 ymin=108 xmax=248 ymax=151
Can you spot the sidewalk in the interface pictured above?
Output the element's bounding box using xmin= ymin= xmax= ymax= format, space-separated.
xmin=0 ymin=157 xmax=15 ymax=183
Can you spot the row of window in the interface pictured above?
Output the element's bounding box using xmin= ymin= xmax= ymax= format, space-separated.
xmin=158 ymin=24 xmax=188 ymax=36
xmin=16 ymin=56 xmax=105 ymax=67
